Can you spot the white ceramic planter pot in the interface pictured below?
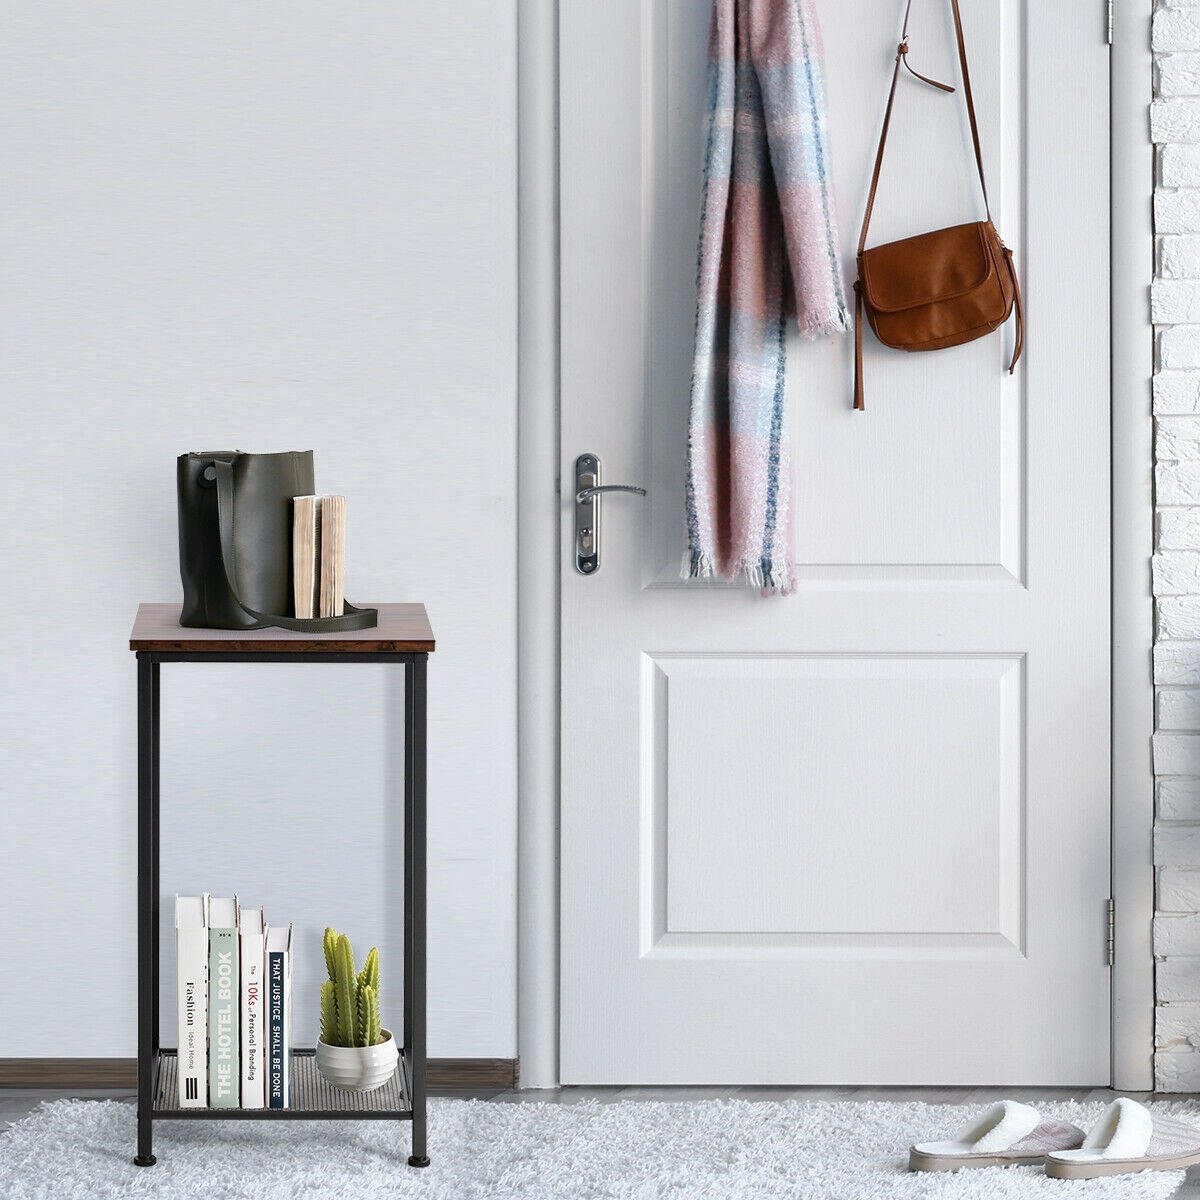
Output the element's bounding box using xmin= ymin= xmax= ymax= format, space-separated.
xmin=316 ymin=1028 xmax=399 ymax=1092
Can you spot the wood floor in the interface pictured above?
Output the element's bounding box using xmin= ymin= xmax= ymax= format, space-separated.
xmin=0 ymin=1083 xmax=1157 ymax=1134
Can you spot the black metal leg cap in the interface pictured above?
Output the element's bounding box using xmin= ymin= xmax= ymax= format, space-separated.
xmin=408 ymin=1155 xmax=431 ymax=1168
xmin=133 ymin=1155 xmax=157 ymax=1168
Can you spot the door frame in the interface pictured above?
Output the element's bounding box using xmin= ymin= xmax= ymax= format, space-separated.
xmin=515 ymin=0 xmax=1157 ymax=1091
xmin=1110 ymin=0 xmax=1155 ymax=1092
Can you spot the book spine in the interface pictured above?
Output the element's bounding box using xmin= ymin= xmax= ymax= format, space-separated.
xmin=282 ymin=947 xmax=292 ymax=1108
xmin=267 ymin=950 xmax=286 ymax=1109
xmin=240 ymin=930 xmax=265 ymax=1108
xmin=319 ymin=495 xmax=345 ymax=618
xmin=292 ymin=496 xmax=318 ymax=620
xmin=176 ymin=926 xmax=207 ymax=1108
xmin=208 ymin=927 xmax=240 ymax=1107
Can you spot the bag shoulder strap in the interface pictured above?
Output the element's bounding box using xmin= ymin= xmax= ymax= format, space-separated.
xmin=858 ymin=0 xmax=991 ymax=257
xmin=214 ymin=459 xmax=378 ymax=633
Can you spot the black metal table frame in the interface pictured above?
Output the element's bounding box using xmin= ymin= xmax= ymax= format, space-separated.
xmin=135 ymin=650 xmax=429 ymax=1168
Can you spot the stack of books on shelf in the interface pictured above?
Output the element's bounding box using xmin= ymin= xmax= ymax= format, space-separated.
xmin=175 ymin=895 xmax=293 ymax=1109
xmin=292 ymin=494 xmax=347 ymax=619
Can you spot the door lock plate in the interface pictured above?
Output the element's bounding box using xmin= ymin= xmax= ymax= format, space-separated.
xmin=575 ymin=455 xmax=600 ymax=575
xmin=573 ymin=455 xmax=646 ymax=575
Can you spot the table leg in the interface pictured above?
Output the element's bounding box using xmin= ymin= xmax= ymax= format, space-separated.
xmin=135 ymin=654 xmax=158 ymax=1167
xmin=151 ymin=660 xmax=161 ymax=1060
xmin=405 ymin=654 xmax=429 ymax=1168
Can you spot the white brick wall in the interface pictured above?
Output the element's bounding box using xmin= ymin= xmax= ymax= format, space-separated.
xmin=1154 ymin=0 xmax=1200 ymax=1090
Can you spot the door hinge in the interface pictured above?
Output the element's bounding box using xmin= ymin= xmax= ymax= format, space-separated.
xmin=1106 ymin=0 xmax=1113 ymax=46
xmin=1106 ymin=898 xmax=1115 ymax=966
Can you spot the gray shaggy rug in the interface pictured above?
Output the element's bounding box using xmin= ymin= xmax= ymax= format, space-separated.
xmin=0 ymin=1097 xmax=1196 ymax=1198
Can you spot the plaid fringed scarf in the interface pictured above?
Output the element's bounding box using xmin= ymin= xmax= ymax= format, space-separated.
xmin=684 ymin=0 xmax=849 ymax=594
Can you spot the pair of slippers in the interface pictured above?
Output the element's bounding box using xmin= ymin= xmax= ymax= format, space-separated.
xmin=910 ymin=1097 xmax=1200 ymax=1180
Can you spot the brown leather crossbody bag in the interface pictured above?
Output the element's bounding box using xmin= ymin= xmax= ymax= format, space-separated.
xmin=853 ymin=0 xmax=1023 ymax=410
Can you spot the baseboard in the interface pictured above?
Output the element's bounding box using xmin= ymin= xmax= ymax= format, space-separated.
xmin=427 ymin=1058 xmax=519 ymax=1089
xmin=0 ymin=1057 xmax=518 ymax=1090
xmin=0 ymin=1060 xmax=130 ymax=1089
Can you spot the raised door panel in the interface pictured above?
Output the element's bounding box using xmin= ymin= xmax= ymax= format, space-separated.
xmin=643 ymin=653 xmax=1023 ymax=953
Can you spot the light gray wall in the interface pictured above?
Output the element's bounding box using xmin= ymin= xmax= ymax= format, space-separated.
xmin=0 ymin=2 xmax=518 ymax=1058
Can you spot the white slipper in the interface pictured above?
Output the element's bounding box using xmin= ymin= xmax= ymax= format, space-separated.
xmin=1045 ymin=1097 xmax=1200 ymax=1179
xmin=909 ymin=1100 xmax=1085 ymax=1172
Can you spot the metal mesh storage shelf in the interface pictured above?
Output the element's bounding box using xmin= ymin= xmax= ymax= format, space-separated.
xmin=152 ymin=1050 xmax=413 ymax=1120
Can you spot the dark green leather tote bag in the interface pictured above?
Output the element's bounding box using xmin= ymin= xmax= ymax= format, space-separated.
xmin=177 ymin=450 xmax=377 ymax=632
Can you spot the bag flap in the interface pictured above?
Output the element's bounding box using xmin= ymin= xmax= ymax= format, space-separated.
xmin=860 ymin=222 xmax=995 ymax=313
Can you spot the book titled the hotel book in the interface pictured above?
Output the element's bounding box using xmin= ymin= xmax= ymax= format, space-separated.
xmin=207 ymin=896 xmax=240 ymax=1109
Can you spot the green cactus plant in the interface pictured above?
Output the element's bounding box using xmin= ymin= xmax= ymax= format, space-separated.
xmin=357 ymin=983 xmax=381 ymax=1048
xmin=332 ymin=935 xmax=355 ymax=1046
xmin=319 ymin=980 xmax=337 ymax=1045
xmin=357 ymin=946 xmax=379 ymax=995
xmin=323 ymin=927 xmax=338 ymax=982
xmin=320 ymin=927 xmax=387 ymax=1047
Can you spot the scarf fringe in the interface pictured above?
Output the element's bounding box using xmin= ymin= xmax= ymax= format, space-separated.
xmin=683 ymin=549 xmax=717 ymax=581
xmin=682 ymin=550 xmax=796 ymax=596
xmin=739 ymin=555 xmax=796 ymax=597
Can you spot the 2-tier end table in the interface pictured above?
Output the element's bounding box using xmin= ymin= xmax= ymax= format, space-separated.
xmin=128 ymin=602 xmax=434 ymax=1169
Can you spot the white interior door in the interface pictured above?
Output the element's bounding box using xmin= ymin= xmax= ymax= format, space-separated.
xmin=559 ymin=0 xmax=1111 ymax=1084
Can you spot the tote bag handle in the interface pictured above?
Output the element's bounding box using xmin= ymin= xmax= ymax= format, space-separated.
xmin=214 ymin=458 xmax=378 ymax=633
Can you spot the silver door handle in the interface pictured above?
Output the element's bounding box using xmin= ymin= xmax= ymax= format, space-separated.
xmin=575 ymin=484 xmax=647 ymax=504
xmin=574 ymin=454 xmax=646 ymax=575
